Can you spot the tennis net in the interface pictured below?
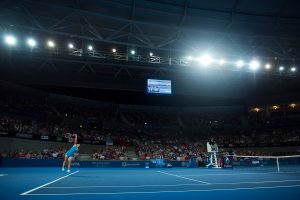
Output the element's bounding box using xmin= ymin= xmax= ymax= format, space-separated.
xmin=233 ymin=155 xmax=300 ymax=173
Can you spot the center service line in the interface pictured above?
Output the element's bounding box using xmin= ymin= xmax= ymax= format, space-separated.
xmin=157 ymin=171 xmax=210 ymax=184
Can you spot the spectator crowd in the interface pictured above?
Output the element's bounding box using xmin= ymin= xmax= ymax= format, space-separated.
xmin=1 ymin=92 xmax=300 ymax=161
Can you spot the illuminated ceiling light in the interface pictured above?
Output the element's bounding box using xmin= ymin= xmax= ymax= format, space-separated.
xmin=88 ymin=45 xmax=93 ymax=51
xmin=131 ymin=50 xmax=135 ymax=55
xmin=149 ymin=52 xmax=153 ymax=57
xmin=47 ymin=40 xmax=55 ymax=48
xmin=249 ymin=60 xmax=260 ymax=71
xmin=27 ymin=38 xmax=36 ymax=47
xmin=253 ymin=107 xmax=260 ymax=112
xmin=236 ymin=60 xmax=244 ymax=68
xmin=265 ymin=63 xmax=271 ymax=69
xmin=290 ymin=103 xmax=296 ymax=108
xmin=291 ymin=67 xmax=296 ymax=72
xmin=279 ymin=66 xmax=284 ymax=71
xmin=219 ymin=59 xmax=225 ymax=65
xmin=68 ymin=43 xmax=74 ymax=49
xmin=199 ymin=54 xmax=213 ymax=65
xmin=112 ymin=48 xmax=116 ymax=53
xmin=272 ymin=105 xmax=279 ymax=110
xmin=4 ymin=35 xmax=17 ymax=46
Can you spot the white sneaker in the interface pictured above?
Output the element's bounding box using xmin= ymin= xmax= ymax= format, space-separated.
xmin=62 ymin=168 xmax=65 ymax=171
xmin=67 ymin=169 xmax=70 ymax=173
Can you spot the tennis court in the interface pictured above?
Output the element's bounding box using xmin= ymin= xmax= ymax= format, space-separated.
xmin=1 ymin=167 xmax=300 ymax=200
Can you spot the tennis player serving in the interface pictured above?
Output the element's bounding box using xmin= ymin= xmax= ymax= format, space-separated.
xmin=62 ymin=134 xmax=80 ymax=173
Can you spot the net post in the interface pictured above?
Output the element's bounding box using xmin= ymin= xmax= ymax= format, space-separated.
xmin=276 ymin=157 xmax=280 ymax=173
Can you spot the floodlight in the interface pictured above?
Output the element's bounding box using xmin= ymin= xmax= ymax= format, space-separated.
xmin=279 ymin=66 xmax=284 ymax=71
xmin=47 ymin=40 xmax=55 ymax=47
xmin=199 ymin=54 xmax=213 ymax=65
xmin=4 ymin=35 xmax=17 ymax=46
xmin=131 ymin=50 xmax=135 ymax=55
xmin=249 ymin=60 xmax=260 ymax=71
xmin=253 ymin=107 xmax=260 ymax=112
xmin=265 ymin=63 xmax=271 ymax=69
xmin=291 ymin=67 xmax=296 ymax=72
xmin=236 ymin=60 xmax=244 ymax=68
xmin=88 ymin=45 xmax=93 ymax=51
xmin=27 ymin=38 xmax=36 ymax=47
xmin=112 ymin=48 xmax=116 ymax=53
xmin=219 ymin=59 xmax=225 ymax=65
xmin=68 ymin=43 xmax=74 ymax=49
xmin=149 ymin=52 xmax=153 ymax=57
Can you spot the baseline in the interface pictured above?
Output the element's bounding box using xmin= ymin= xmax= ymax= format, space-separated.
xmin=20 ymin=170 xmax=79 ymax=195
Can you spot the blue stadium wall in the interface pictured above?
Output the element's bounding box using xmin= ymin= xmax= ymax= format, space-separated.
xmin=0 ymin=158 xmax=189 ymax=168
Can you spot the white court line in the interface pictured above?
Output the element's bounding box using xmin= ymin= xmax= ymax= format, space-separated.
xmin=20 ymin=170 xmax=79 ymax=195
xmin=23 ymin=184 xmax=300 ymax=195
xmin=44 ymin=183 xmax=208 ymax=188
xmin=43 ymin=179 xmax=300 ymax=188
xmin=0 ymin=174 xmax=8 ymax=176
xmin=157 ymin=171 xmax=210 ymax=184
xmin=183 ymin=171 xmax=300 ymax=176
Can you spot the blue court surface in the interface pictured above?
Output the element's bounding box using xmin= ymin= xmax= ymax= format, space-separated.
xmin=1 ymin=167 xmax=300 ymax=200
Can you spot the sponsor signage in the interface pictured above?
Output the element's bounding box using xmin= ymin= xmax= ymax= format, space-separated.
xmin=0 ymin=159 xmax=191 ymax=168
xmin=0 ymin=130 xmax=8 ymax=135
xmin=41 ymin=135 xmax=49 ymax=140
xmin=16 ymin=133 xmax=32 ymax=139
xmin=222 ymin=156 xmax=233 ymax=168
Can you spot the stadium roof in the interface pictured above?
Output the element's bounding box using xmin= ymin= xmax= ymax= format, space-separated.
xmin=1 ymin=0 xmax=300 ymax=58
xmin=0 ymin=0 xmax=300 ymax=106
